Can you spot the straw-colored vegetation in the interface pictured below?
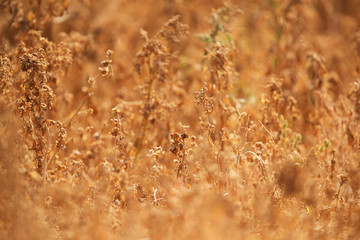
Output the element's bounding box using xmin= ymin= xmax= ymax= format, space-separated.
xmin=1 ymin=0 xmax=360 ymax=239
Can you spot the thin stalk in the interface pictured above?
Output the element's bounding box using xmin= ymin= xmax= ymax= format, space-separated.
xmin=65 ymin=95 xmax=89 ymax=128
xmin=43 ymin=122 xmax=51 ymax=185
xmin=219 ymin=99 xmax=225 ymax=151
xmin=181 ymin=139 xmax=187 ymax=186
xmin=336 ymin=184 xmax=342 ymax=207
xmin=135 ymin=57 xmax=154 ymax=161
xmin=216 ymin=70 xmax=225 ymax=170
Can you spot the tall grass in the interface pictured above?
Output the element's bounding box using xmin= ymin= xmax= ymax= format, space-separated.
xmin=1 ymin=0 xmax=360 ymax=239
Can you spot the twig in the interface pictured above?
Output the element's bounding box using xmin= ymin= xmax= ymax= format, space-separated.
xmin=135 ymin=57 xmax=154 ymax=161
xmin=65 ymin=95 xmax=89 ymax=128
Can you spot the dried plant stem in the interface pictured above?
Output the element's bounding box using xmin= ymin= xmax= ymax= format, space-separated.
xmin=217 ymin=97 xmax=225 ymax=175
xmin=216 ymin=79 xmax=225 ymax=172
xmin=33 ymin=91 xmax=46 ymax=175
xmin=135 ymin=58 xmax=154 ymax=161
xmin=219 ymin=111 xmax=225 ymax=151
xmin=66 ymin=95 xmax=89 ymax=128
xmin=336 ymin=185 xmax=342 ymax=207
xmin=181 ymin=140 xmax=187 ymax=185
xmin=258 ymin=120 xmax=275 ymax=143
xmin=181 ymin=159 xmax=186 ymax=185
xmin=217 ymin=154 xmax=223 ymax=173
xmin=216 ymin=91 xmax=226 ymax=151
xmin=47 ymin=149 xmax=56 ymax=173
xmin=43 ymin=123 xmax=51 ymax=185
xmin=206 ymin=114 xmax=215 ymax=146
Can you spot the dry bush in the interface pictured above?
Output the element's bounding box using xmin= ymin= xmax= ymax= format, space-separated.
xmin=1 ymin=0 xmax=360 ymax=239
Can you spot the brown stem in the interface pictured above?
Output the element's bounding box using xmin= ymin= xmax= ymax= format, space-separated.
xmin=182 ymin=139 xmax=187 ymax=186
xmin=65 ymin=95 xmax=89 ymax=128
xmin=135 ymin=57 xmax=153 ymax=161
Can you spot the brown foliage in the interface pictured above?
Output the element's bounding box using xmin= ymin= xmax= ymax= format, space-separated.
xmin=1 ymin=0 xmax=360 ymax=239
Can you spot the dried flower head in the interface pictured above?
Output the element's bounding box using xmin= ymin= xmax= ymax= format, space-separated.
xmin=195 ymin=82 xmax=214 ymax=114
xmin=134 ymin=15 xmax=188 ymax=82
xmin=98 ymin=49 xmax=114 ymax=78
xmin=157 ymin=15 xmax=189 ymax=43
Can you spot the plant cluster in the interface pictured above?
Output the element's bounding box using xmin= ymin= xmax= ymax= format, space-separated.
xmin=1 ymin=0 xmax=360 ymax=239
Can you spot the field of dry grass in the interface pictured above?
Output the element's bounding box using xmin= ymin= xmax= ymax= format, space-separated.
xmin=1 ymin=0 xmax=360 ymax=239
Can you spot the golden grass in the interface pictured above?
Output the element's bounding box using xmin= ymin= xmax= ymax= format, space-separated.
xmin=1 ymin=0 xmax=360 ymax=239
